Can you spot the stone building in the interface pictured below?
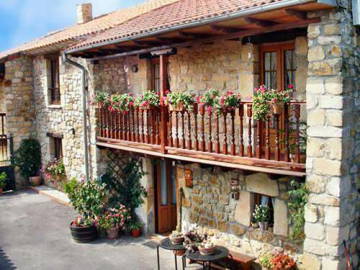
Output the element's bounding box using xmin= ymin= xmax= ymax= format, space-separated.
xmin=0 ymin=0 xmax=359 ymax=269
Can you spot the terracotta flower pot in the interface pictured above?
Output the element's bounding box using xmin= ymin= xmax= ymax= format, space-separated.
xmin=106 ymin=227 xmax=119 ymax=240
xmin=271 ymin=103 xmax=284 ymax=115
xmin=131 ymin=228 xmax=141 ymax=237
xmin=29 ymin=176 xmax=42 ymax=186
xmin=173 ymin=250 xmax=186 ymax=256
xmin=169 ymin=103 xmax=185 ymax=112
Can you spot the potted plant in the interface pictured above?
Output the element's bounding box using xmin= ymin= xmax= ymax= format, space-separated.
xmin=13 ymin=138 xmax=42 ymax=186
xmin=98 ymin=206 xmax=130 ymax=240
xmin=108 ymin=93 xmax=135 ymax=112
xmin=253 ymin=204 xmax=270 ymax=231
xmin=135 ymin=90 xmax=160 ymax=110
xmin=41 ymin=158 xmax=66 ymax=189
xmin=218 ymin=91 xmax=241 ymax=113
xmin=93 ymin=91 xmax=110 ymax=108
xmin=128 ymin=220 xmax=143 ymax=237
xmin=253 ymin=85 xmax=292 ymax=121
xmin=165 ymin=91 xmax=194 ymax=111
xmin=0 ymin=172 xmax=7 ymax=194
xmin=63 ymin=178 xmax=107 ymax=243
xmin=197 ymin=89 xmax=220 ymax=115
xmin=271 ymin=252 xmax=296 ymax=270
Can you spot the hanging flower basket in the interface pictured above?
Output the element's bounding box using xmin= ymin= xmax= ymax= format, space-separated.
xmin=169 ymin=102 xmax=185 ymax=112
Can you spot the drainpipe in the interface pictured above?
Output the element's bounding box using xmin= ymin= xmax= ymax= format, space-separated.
xmin=62 ymin=52 xmax=90 ymax=182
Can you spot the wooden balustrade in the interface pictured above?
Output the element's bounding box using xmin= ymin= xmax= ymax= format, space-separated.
xmin=96 ymin=101 xmax=306 ymax=174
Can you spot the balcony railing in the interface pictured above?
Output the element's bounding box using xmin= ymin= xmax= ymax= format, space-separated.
xmin=96 ymin=101 xmax=306 ymax=175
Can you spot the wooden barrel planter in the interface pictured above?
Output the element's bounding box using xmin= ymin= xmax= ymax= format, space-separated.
xmin=70 ymin=223 xmax=98 ymax=243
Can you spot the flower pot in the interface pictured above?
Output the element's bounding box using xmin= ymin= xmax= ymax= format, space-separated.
xmin=106 ymin=227 xmax=119 ymax=240
xmin=199 ymin=246 xmax=216 ymax=256
xmin=270 ymin=103 xmax=284 ymax=115
xmin=258 ymin=222 xmax=269 ymax=232
xmin=173 ymin=250 xmax=186 ymax=256
xmin=131 ymin=228 xmax=142 ymax=237
xmin=29 ymin=176 xmax=42 ymax=186
xmin=170 ymin=236 xmax=185 ymax=245
xmin=169 ymin=103 xmax=185 ymax=112
xmin=70 ymin=222 xmax=98 ymax=243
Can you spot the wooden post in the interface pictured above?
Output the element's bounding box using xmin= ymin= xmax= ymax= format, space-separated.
xmin=159 ymin=54 xmax=168 ymax=153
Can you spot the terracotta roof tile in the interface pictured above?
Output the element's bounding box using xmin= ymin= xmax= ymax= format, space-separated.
xmin=0 ymin=0 xmax=179 ymax=60
xmin=68 ymin=0 xmax=287 ymax=52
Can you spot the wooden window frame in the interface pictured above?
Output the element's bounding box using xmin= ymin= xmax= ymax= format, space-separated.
xmin=46 ymin=55 xmax=61 ymax=105
xmin=259 ymin=42 xmax=295 ymax=91
xmin=47 ymin=133 xmax=63 ymax=159
xmin=150 ymin=57 xmax=169 ymax=92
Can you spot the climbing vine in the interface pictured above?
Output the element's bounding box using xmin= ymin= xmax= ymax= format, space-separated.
xmin=288 ymin=180 xmax=309 ymax=240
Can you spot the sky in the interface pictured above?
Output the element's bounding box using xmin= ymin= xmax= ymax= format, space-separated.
xmin=0 ymin=0 xmax=146 ymax=51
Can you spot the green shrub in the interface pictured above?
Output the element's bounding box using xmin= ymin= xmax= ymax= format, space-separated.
xmin=0 ymin=172 xmax=7 ymax=189
xmin=13 ymin=138 xmax=41 ymax=179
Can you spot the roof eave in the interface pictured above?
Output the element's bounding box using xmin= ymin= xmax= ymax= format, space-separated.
xmin=66 ymin=0 xmax=337 ymax=55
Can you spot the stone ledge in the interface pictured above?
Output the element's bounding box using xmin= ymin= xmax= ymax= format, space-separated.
xmin=29 ymin=185 xmax=70 ymax=206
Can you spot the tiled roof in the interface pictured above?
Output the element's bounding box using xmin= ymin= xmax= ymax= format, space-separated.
xmin=0 ymin=0 xmax=179 ymax=60
xmin=68 ymin=0 xmax=287 ymax=52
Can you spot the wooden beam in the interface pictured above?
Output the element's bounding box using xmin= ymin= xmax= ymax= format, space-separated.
xmin=88 ymin=18 xmax=320 ymax=61
xmin=156 ymin=37 xmax=188 ymax=43
xmin=133 ymin=40 xmax=162 ymax=46
xmin=178 ymin=31 xmax=213 ymax=39
xmin=245 ymin=17 xmax=278 ymax=27
xmin=210 ymin=25 xmax=244 ymax=33
xmin=284 ymin=9 xmax=307 ymax=20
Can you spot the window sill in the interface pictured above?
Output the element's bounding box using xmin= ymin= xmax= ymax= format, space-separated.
xmin=48 ymin=105 xmax=62 ymax=109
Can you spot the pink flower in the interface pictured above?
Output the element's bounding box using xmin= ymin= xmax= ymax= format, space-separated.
xmin=165 ymin=90 xmax=170 ymax=95
xmin=206 ymin=106 xmax=213 ymax=115
xmin=142 ymin=101 xmax=149 ymax=107
xmin=129 ymin=101 xmax=134 ymax=106
xmin=226 ymin=91 xmax=234 ymax=96
xmin=288 ymin=84 xmax=294 ymax=89
xmin=196 ymin=96 xmax=202 ymax=103
xmin=272 ymin=98 xmax=278 ymax=103
xmin=220 ymin=96 xmax=225 ymax=105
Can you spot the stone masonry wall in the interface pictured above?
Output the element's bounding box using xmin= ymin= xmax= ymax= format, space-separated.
xmin=304 ymin=4 xmax=360 ymax=269
xmin=177 ymin=164 xmax=303 ymax=261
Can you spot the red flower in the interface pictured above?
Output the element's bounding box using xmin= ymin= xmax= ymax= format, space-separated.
xmin=288 ymin=84 xmax=294 ymax=89
xmin=206 ymin=106 xmax=213 ymax=115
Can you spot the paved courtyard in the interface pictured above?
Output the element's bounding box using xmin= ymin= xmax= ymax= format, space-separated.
xmin=0 ymin=190 xmax=177 ymax=270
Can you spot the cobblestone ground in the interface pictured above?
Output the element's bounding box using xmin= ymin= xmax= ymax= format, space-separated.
xmin=0 ymin=190 xmax=180 ymax=270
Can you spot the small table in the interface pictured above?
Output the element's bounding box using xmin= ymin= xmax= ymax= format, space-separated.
xmin=157 ymin=238 xmax=186 ymax=270
xmin=185 ymin=246 xmax=229 ymax=270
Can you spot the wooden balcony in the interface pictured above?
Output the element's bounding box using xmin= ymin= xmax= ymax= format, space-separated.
xmin=96 ymin=101 xmax=306 ymax=176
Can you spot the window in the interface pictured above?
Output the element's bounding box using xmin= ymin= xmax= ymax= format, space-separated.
xmin=260 ymin=43 xmax=296 ymax=91
xmin=47 ymin=133 xmax=63 ymax=159
xmin=150 ymin=57 xmax=169 ymax=92
xmin=46 ymin=55 xmax=60 ymax=105
xmin=252 ymin=193 xmax=274 ymax=226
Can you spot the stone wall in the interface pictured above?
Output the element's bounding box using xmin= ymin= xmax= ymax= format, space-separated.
xmin=176 ymin=164 xmax=303 ymax=259
xmin=304 ymin=3 xmax=360 ymax=269
xmin=33 ymin=55 xmax=87 ymax=181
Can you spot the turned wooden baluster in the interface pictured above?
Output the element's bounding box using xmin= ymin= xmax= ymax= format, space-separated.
xmin=140 ymin=109 xmax=144 ymax=143
xmin=239 ymin=104 xmax=244 ymax=156
xmin=223 ymin=111 xmax=228 ymax=155
xmin=284 ymin=104 xmax=290 ymax=162
xmin=131 ymin=108 xmax=136 ymax=141
xmin=105 ymin=109 xmax=109 ymax=138
xmin=275 ymin=114 xmax=280 ymax=161
xmin=200 ymin=106 xmax=206 ymax=151
xmin=99 ymin=107 xmax=103 ymax=137
xmin=145 ymin=109 xmax=150 ymax=143
xmin=136 ymin=108 xmax=141 ymax=142
xmin=119 ymin=110 xmax=123 ymax=140
xmin=168 ymin=110 xmax=173 ymax=147
xmin=151 ymin=109 xmax=156 ymax=145
xmin=187 ymin=111 xmax=192 ymax=150
xmin=215 ymin=113 xmax=220 ymax=154
xmin=194 ymin=106 xmax=199 ymax=151
xmin=294 ymin=104 xmax=301 ymax=163
xmin=230 ymin=110 xmax=235 ymax=155
xmin=181 ymin=111 xmax=186 ymax=148
xmin=247 ymin=104 xmax=253 ymax=157
xmin=156 ymin=110 xmax=160 ymax=145
xmin=115 ymin=111 xmax=119 ymax=139
xmin=265 ymin=116 xmax=270 ymax=160
xmin=175 ymin=111 xmax=179 ymax=148
xmin=208 ymin=112 xmax=213 ymax=152
xmin=256 ymin=120 xmax=262 ymax=158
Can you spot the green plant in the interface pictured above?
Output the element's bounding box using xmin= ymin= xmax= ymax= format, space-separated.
xmin=13 ymin=138 xmax=41 ymax=179
xmin=258 ymin=252 xmax=274 ymax=269
xmin=127 ymin=220 xmax=143 ymax=231
xmin=253 ymin=205 xmax=271 ymax=223
xmin=108 ymin=93 xmax=135 ymax=112
xmin=42 ymin=158 xmax=66 ymax=180
xmin=135 ymin=90 xmax=160 ymax=108
xmin=218 ymin=91 xmax=241 ymax=111
xmin=253 ymin=85 xmax=292 ymax=121
xmin=98 ymin=206 xmax=131 ymax=230
xmin=63 ymin=178 xmax=108 ymax=225
xmin=93 ymin=91 xmax=110 ymax=107
xmin=0 ymin=172 xmax=7 ymax=189
xmin=166 ymin=91 xmax=194 ymax=111
xmin=288 ymin=180 xmax=309 ymax=240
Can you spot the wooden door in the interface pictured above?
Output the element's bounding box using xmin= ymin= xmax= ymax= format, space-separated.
xmin=154 ymin=159 xmax=177 ymax=234
xmin=259 ymin=42 xmax=296 ymax=159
